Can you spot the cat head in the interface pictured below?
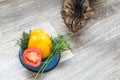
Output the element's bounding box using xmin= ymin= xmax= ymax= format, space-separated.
xmin=61 ymin=0 xmax=94 ymax=33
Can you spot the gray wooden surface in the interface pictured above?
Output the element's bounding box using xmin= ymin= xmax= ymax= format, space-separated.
xmin=0 ymin=0 xmax=120 ymax=80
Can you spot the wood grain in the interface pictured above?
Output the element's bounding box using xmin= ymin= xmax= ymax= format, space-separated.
xmin=0 ymin=0 xmax=120 ymax=80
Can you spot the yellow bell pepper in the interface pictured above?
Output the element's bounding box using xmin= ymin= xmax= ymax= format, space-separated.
xmin=28 ymin=29 xmax=52 ymax=59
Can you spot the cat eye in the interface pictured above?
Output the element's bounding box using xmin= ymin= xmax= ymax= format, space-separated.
xmin=83 ymin=7 xmax=87 ymax=13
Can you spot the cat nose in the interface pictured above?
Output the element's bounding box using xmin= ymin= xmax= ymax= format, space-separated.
xmin=71 ymin=27 xmax=78 ymax=33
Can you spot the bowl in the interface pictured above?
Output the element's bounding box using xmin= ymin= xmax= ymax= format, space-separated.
xmin=19 ymin=48 xmax=60 ymax=72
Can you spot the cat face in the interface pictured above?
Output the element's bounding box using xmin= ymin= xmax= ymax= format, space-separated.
xmin=61 ymin=0 xmax=93 ymax=33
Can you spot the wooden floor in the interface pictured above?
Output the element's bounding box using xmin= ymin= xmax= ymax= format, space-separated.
xmin=0 ymin=0 xmax=120 ymax=80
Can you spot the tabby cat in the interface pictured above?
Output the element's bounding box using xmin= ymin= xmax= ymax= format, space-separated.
xmin=61 ymin=0 xmax=94 ymax=33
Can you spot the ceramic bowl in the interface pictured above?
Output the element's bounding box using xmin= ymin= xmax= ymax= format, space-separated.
xmin=19 ymin=48 xmax=60 ymax=72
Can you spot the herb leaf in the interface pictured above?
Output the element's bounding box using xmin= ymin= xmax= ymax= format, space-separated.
xmin=17 ymin=30 xmax=31 ymax=50
xmin=34 ymin=34 xmax=73 ymax=80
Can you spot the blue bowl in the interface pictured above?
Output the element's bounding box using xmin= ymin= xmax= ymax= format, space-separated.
xmin=19 ymin=48 xmax=60 ymax=72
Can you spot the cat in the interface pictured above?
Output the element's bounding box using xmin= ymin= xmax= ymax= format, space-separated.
xmin=61 ymin=0 xmax=94 ymax=33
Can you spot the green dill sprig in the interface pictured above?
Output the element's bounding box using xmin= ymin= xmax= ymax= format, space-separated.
xmin=34 ymin=34 xmax=73 ymax=80
xmin=17 ymin=30 xmax=31 ymax=50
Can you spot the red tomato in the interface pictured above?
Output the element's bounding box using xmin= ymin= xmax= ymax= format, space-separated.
xmin=22 ymin=48 xmax=42 ymax=67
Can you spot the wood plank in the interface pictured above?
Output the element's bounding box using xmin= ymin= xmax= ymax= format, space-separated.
xmin=0 ymin=0 xmax=120 ymax=80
